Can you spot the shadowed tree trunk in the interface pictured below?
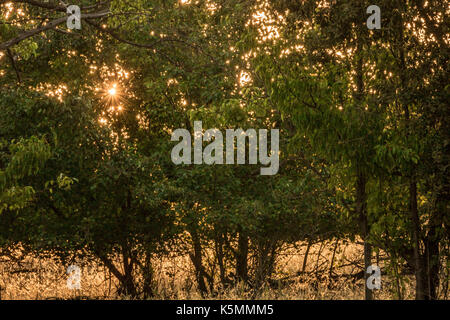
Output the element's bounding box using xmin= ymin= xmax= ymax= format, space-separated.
xmin=356 ymin=171 xmax=372 ymax=300
xmin=189 ymin=229 xmax=212 ymax=296
xmin=301 ymin=240 xmax=312 ymax=274
xmin=236 ymin=232 xmax=249 ymax=282
xmin=121 ymin=243 xmax=137 ymax=297
xmin=215 ymin=232 xmax=227 ymax=286
xmin=141 ymin=252 xmax=154 ymax=299
xmin=353 ymin=34 xmax=372 ymax=300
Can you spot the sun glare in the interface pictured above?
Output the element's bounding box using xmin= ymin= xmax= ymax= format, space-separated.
xmin=108 ymin=86 xmax=117 ymax=96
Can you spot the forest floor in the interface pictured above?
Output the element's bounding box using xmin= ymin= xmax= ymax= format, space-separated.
xmin=0 ymin=241 xmax=423 ymax=300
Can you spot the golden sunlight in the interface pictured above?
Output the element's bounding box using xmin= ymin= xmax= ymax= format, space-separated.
xmin=108 ymin=87 xmax=117 ymax=96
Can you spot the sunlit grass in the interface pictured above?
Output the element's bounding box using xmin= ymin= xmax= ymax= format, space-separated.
xmin=0 ymin=242 xmax=423 ymax=300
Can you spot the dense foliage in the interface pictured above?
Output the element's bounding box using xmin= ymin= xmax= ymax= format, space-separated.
xmin=0 ymin=0 xmax=448 ymax=299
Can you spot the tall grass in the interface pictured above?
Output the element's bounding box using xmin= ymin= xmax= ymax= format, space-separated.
xmin=0 ymin=242 xmax=430 ymax=300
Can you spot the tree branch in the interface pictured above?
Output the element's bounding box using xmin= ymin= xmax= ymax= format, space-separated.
xmin=0 ymin=11 xmax=109 ymax=51
xmin=6 ymin=48 xmax=21 ymax=83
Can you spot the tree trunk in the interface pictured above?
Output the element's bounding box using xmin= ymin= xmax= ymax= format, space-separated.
xmin=301 ymin=240 xmax=312 ymax=274
xmin=328 ymin=239 xmax=339 ymax=287
xmin=142 ymin=252 xmax=154 ymax=299
xmin=353 ymin=31 xmax=372 ymax=300
xmin=409 ymin=178 xmax=428 ymax=300
xmin=215 ymin=233 xmax=227 ymax=286
xmin=425 ymin=194 xmax=444 ymax=300
xmin=189 ymin=230 xmax=208 ymax=296
xmin=121 ymin=244 xmax=137 ymax=297
xmin=236 ymin=233 xmax=249 ymax=282
xmin=356 ymin=171 xmax=372 ymax=300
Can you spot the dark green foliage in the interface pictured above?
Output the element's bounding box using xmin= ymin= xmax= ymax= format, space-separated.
xmin=0 ymin=0 xmax=447 ymax=299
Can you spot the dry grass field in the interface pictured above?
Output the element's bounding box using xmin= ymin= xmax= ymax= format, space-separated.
xmin=0 ymin=241 xmax=432 ymax=300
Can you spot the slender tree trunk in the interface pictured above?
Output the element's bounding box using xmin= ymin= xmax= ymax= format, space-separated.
xmin=236 ymin=232 xmax=249 ymax=282
xmin=356 ymin=171 xmax=372 ymax=300
xmin=409 ymin=178 xmax=428 ymax=300
xmin=425 ymin=234 xmax=440 ymax=299
xmin=189 ymin=230 xmax=208 ymax=296
xmin=328 ymin=240 xmax=339 ymax=286
xmin=393 ymin=255 xmax=403 ymax=300
xmin=142 ymin=252 xmax=154 ymax=299
xmin=301 ymin=240 xmax=312 ymax=274
xmin=424 ymin=194 xmax=444 ymax=299
xmin=363 ymin=241 xmax=373 ymax=299
xmin=353 ymin=33 xmax=372 ymax=300
xmin=215 ymin=233 xmax=227 ymax=286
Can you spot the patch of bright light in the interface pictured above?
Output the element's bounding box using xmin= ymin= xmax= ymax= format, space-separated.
xmin=108 ymin=87 xmax=117 ymax=96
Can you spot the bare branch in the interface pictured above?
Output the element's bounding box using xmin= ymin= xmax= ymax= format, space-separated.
xmin=0 ymin=11 xmax=109 ymax=51
xmin=4 ymin=0 xmax=110 ymax=12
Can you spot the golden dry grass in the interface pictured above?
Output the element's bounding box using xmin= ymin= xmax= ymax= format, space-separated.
xmin=0 ymin=241 xmax=426 ymax=300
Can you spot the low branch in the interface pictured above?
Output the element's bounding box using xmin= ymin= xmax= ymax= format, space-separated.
xmin=0 ymin=11 xmax=109 ymax=51
xmin=5 ymin=0 xmax=110 ymax=12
